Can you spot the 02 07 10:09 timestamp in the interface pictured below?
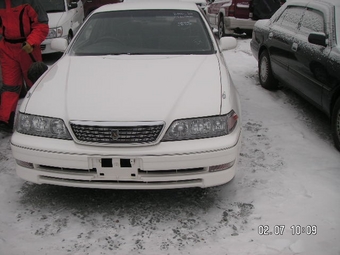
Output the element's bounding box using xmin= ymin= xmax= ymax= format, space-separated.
xmin=258 ymin=225 xmax=317 ymax=235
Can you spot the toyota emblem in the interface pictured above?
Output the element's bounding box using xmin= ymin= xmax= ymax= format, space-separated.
xmin=111 ymin=129 xmax=120 ymax=140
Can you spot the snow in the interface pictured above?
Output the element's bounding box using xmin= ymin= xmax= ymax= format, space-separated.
xmin=1 ymin=38 xmax=340 ymax=255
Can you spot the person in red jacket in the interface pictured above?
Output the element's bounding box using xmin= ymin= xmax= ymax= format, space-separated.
xmin=0 ymin=0 xmax=48 ymax=129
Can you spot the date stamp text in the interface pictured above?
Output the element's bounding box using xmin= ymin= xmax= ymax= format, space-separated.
xmin=258 ymin=225 xmax=317 ymax=236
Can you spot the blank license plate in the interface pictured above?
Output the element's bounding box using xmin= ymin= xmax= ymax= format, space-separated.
xmin=90 ymin=157 xmax=140 ymax=179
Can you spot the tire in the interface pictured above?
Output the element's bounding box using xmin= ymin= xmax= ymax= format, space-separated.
xmin=332 ymin=97 xmax=340 ymax=152
xmin=218 ymin=18 xmax=225 ymax=39
xmin=245 ymin=30 xmax=253 ymax=38
xmin=258 ymin=50 xmax=279 ymax=90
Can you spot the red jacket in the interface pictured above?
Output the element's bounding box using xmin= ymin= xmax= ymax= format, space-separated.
xmin=0 ymin=0 xmax=49 ymax=47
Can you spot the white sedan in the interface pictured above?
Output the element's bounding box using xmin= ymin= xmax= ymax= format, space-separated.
xmin=40 ymin=0 xmax=84 ymax=54
xmin=11 ymin=0 xmax=242 ymax=190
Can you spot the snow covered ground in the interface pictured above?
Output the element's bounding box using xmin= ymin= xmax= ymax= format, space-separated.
xmin=0 ymin=38 xmax=339 ymax=255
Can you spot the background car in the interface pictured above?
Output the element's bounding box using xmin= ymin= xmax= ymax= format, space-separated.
xmin=40 ymin=0 xmax=84 ymax=54
xmin=82 ymin=0 xmax=123 ymax=17
xmin=183 ymin=0 xmax=208 ymax=12
xmin=205 ymin=0 xmax=282 ymax=38
xmin=250 ymin=0 xmax=340 ymax=151
xmin=11 ymin=1 xmax=242 ymax=190
xmin=249 ymin=0 xmax=285 ymax=20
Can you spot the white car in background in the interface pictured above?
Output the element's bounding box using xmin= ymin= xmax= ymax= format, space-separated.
xmin=184 ymin=0 xmax=207 ymax=10
xmin=11 ymin=0 xmax=242 ymax=190
xmin=40 ymin=0 xmax=84 ymax=54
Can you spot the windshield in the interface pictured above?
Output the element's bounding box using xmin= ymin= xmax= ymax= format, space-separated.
xmin=69 ymin=10 xmax=214 ymax=55
xmin=41 ymin=0 xmax=65 ymax=13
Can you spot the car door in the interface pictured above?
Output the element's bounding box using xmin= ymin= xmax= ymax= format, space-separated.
xmin=232 ymin=0 xmax=251 ymax=19
xmin=267 ymin=6 xmax=304 ymax=83
xmin=288 ymin=7 xmax=330 ymax=107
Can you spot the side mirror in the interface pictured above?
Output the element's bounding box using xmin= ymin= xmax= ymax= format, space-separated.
xmin=219 ymin=36 xmax=237 ymax=51
xmin=68 ymin=2 xmax=78 ymax=9
xmin=308 ymin=32 xmax=327 ymax=47
xmin=51 ymin=38 xmax=68 ymax=52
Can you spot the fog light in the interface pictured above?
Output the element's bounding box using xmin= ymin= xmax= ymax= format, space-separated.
xmin=209 ymin=160 xmax=235 ymax=172
xmin=16 ymin=160 xmax=34 ymax=169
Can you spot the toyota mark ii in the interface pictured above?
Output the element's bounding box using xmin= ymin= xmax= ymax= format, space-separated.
xmin=11 ymin=0 xmax=242 ymax=189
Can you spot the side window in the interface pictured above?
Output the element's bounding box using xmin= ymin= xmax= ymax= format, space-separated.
xmin=299 ymin=9 xmax=325 ymax=35
xmin=275 ymin=6 xmax=305 ymax=31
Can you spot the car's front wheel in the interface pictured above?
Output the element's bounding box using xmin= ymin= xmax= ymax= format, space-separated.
xmin=218 ymin=18 xmax=225 ymax=39
xmin=332 ymin=97 xmax=340 ymax=152
xmin=259 ymin=50 xmax=279 ymax=90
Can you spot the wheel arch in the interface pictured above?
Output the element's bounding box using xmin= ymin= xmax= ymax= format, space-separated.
xmin=330 ymin=87 xmax=340 ymax=117
xmin=218 ymin=6 xmax=226 ymax=18
xmin=308 ymin=61 xmax=340 ymax=118
xmin=67 ymin=29 xmax=74 ymax=44
xmin=68 ymin=29 xmax=74 ymax=37
xmin=218 ymin=12 xmax=224 ymax=23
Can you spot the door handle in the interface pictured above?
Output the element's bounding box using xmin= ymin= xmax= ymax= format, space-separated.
xmin=292 ymin=42 xmax=298 ymax=52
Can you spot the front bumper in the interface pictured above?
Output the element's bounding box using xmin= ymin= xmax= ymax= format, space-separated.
xmin=11 ymin=128 xmax=242 ymax=190
xmin=224 ymin=17 xmax=256 ymax=31
xmin=250 ymin=39 xmax=260 ymax=61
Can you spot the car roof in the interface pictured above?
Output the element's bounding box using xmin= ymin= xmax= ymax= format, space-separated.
xmin=93 ymin=0 xmax=200 ymax=14
xmin=287 ymin=0 xmax=339 ymax=7
xmin=313 ymin=0 xmax=340 ymax=7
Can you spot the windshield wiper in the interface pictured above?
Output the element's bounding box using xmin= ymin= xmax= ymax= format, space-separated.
xmin=107 ymin=53 xmax=144 ymax=55
xmin=46 ymin=9 xmax=64 ymax=13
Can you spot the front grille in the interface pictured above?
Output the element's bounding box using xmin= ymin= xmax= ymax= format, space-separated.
xmin=70 ymin=121 xmax=164 ymax=144
xmin=40 ymin=44 xmax=46 ymax=50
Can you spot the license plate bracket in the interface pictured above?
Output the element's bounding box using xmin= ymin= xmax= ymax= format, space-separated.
xmin=91 ymin=158 xmax=139 ymax=179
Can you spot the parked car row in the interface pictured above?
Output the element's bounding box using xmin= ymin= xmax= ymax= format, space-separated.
xmin=204 ymin=0 xmax=284 ymax=38
xmin=250 ymin=0 xmax=340 ymax=151
xmin=41 ymin=0 xmax=286 ymax=55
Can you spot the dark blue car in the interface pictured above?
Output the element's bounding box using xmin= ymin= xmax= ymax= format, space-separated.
xmin=250 ymin=0 xmax=340 ymax=151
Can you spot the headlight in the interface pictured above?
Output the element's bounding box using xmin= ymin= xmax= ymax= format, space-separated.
xmin=46 ymin=27 xmax=63 ymax=39
xmin=16 ymin=113 xmax=72 ymax=140
xmin=162 ymin=110 xmax=238 ymax=142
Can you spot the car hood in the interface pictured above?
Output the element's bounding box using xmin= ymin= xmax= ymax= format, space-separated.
xmin=24 ymin=55 xmax=224 ymax=122
xmin=47 ymin=12 xmax=65 ymax=28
